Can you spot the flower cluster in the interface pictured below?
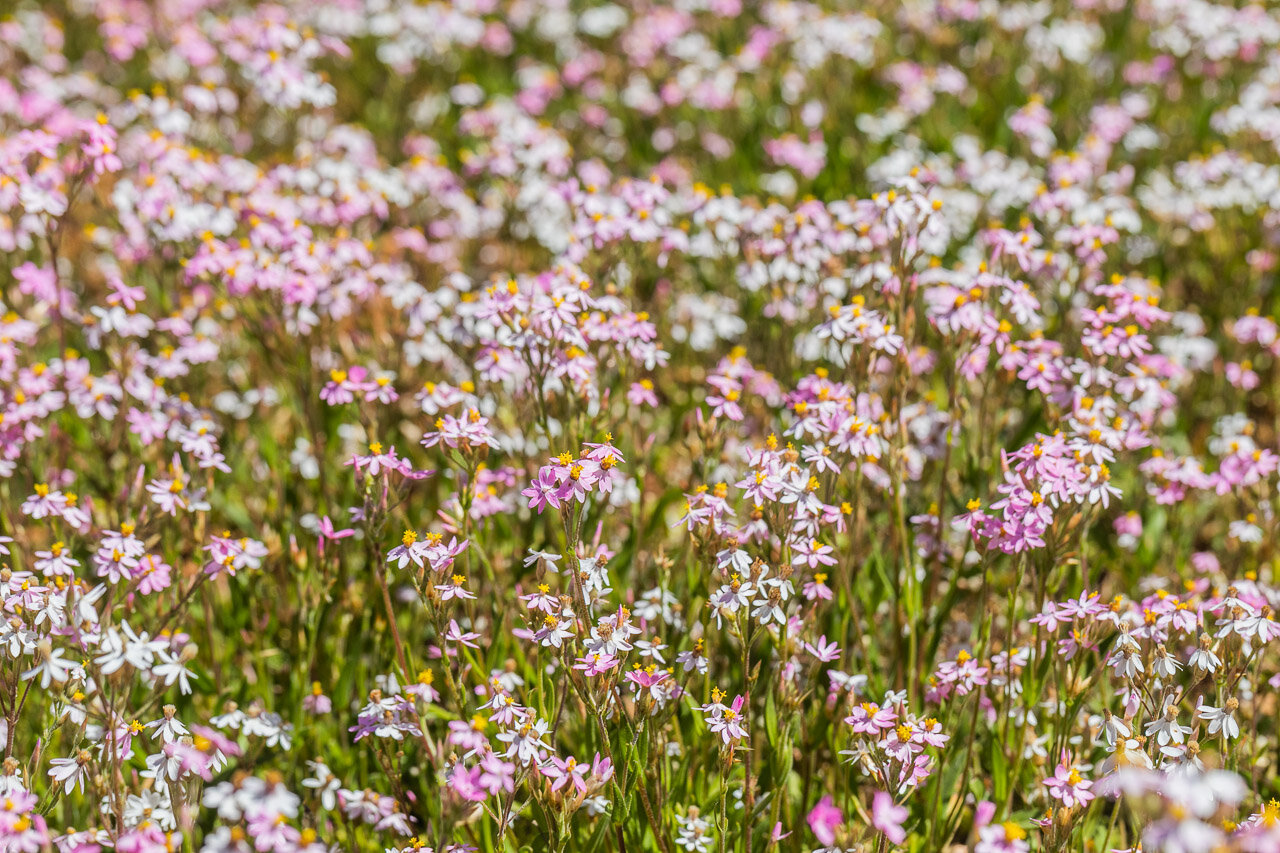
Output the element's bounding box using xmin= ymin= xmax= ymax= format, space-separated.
xmin=2 ymin=0 xmax=1280 ymax=851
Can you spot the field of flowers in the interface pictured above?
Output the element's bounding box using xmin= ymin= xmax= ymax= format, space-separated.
xmin=3 ymin=0 xmax=1280 ymax=851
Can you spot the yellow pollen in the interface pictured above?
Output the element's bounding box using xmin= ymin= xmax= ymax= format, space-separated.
xmin=1002 ymin=823 xmax=1027 ymax=841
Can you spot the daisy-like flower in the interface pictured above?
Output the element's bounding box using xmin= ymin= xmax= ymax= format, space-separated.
xmin=1144 ymin=705 xmax=1190 ymax=747
xmin=1188 ymin=634 xmax=1222 ymax=673
xmin=803 ymin=635 xmax=842 ymax=662
xmin=675 ymin=809 xmax=714 ymax=852
xmin=534 ymin=613 xmax=575 ymax=649
xmin=700 ymin=690 xmax=748 ymax=744
xmin=845 ymin=701 xmax=898 ymax=734
xmin=976 ymin=821 xmax=1030 ymax=853
xmin=474 ymin=752 xmax=514 ymax=796
xmin=435 ymin=573 xmax=476 ymax=601
xmin=444 ymin=620 xmax=481 ymax=648
xmin=1197 ymin=699 xmax=1241 ymax=741
xmin=22 ymin=640 xmax=77 ymax=688
xmin=872 ymin=790 xmax=907 ymax=844
xmin=791 ymin=538 xmax=837 ymax=570
xmin=496 ymin=718 xmax=552 ymax=766
xmin=574 ymin=651 xmax=619 ymax=676
xmin=802 ymin=572 xmax=834 ymax=601
xmin=1043 ymin=761 xmax=1095 ymax=808
xmin=523 ymin=549 xmax=563 ymax=572
xmin=807 ymin=795 xmax=843 ymax=846
xmin=522 ymin=468 xmax=563 ymax=513
xmin=541 ymin=754 xmax=588 ymax=795
xmin=48 ymin=751 xmax=93 ymax=795
xmin=302 ymin=761 xmax=341 ymax=810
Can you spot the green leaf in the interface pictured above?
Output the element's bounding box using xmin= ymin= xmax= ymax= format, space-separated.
xmin=764 ymin=689 xmax=779 ymax=748
xmin=990 ymin=738 xmax=1009 ymax=806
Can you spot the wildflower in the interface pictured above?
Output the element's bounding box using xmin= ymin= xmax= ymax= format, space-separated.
xmin=1044 ymin=762 xmax=1095 ymax=808
xmin=541 ymin=755 xmax=588 ymax=795
xmin=522 ymin=468 xmax=563 ymax=513
xmin=803 ymin=635 xmax=842 ymax=662
xmin=496 ymin=718 xmax=552 ymax=766
xmin=534 ymin=614 xmax=575 ymax=649
xmin=316 ymin=515 xmax=355 ymax=552
xmin=477 ymin=752 xmax=516 ymax=796
xmin=304 ymin=682 xmax=333 ymax=714
xmin=22 ymin=641 xmax=77 ymax=688
xmin=976 ymin=821 xmax=1030 ymax=853
xmin=524 ymin=549 xmax=563 ymax=572
xmin=700 ymin=692 xmax=748 ymax=744
xmin=444 ymin=620 xmax=481 ymax=648
xmin=675 ymin=808 xmax=713 ymax=852
xmin=872 ymin=790 xmax=907 ymax=844
xmin=807 ymin=795 xmax=843 ymax=846
xmin=302 ymin=761 xmax=341 ymax=810
xmin=1197 ymin=699 xmax=1241 ymax=741
xmin=48 ymin=751 xmax=93 ymax=795
xmin=845 ymin=701 xmax=897 ymax=734
xmin=1144 ymin=705 xmax=1191 ymax=747
xmin=435 ymin=574 xmax=476 ymax=602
